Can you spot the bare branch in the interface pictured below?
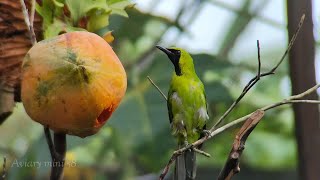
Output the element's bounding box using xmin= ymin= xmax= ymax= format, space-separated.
xmin=218 ymin=110 xmax=265 ymax=180
xmin=159 ymin=153 xmax=180 ymax=180
xmin=147 ymin=76 xmax=167 ymax=101
xmin=256 ymin=40 xmax=261 ymax=79
xmin=19 ymin=0 xmax=37 ymax=45
xmin=212 ymin=14 xmax=305 ymax=130
xmin=193 ymin=148 xmax=211 ymax=158
xmin=30 ymin=0 xmax=36 ymax=27
xmin=270 ymin=14 xmax=305 ymax=72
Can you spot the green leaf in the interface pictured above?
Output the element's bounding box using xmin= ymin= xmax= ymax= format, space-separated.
xmin=65 ymin=0 xmax=110 ymax=24
xmin=35 ymin=0 xmax=54 ymax=28
xmin=87 ymin=10 xmax=111 ymax=32
xmin=44 ymin=19 xmax=86 ymax=39
xmin=53 ymin=0 xmax=65 ymax=7
xmin=108 ymin=1 xmax=133 ymax=17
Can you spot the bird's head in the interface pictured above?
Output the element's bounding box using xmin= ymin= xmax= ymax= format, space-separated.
xmin=156 ymin=46 xmax=194 ymax=76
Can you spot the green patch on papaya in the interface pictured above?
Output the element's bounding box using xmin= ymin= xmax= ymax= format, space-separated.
xmin=34 ymin=66 xmax=92 ymax=106
xmin=37 ymin=81 xmax=50 ymax=97
xmin=35 ymin=80 xmax=54 ymax=106
xmin=67 ymin=49 xmax=78 ymax=64
xmin=54 ymin=64 xmax=93 ymax=85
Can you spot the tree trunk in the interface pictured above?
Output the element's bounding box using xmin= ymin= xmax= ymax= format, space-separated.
xmin=287 ymin=1 xmax=320 ymax=180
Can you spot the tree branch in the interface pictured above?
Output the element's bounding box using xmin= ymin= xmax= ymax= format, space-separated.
xmin=217 ymin=110 xmax=265 ymax=180
xmin=212 ymin=13 xmax=305 ymax=130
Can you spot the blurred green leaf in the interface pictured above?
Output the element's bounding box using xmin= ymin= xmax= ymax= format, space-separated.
xmin=44 ymin=19 xmax=86 ymax=39
xmin=108 ymin=1 xmax=133 ymax=17
xmin=65 ymin=0 xmax=110 ymax=24
xmin=87 ymin=11 xmax=111 ymax=32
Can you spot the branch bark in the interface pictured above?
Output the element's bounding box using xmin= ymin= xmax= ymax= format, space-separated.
xmin=217 ymin=110 xmax=265 ymax=180
xmin=287 ymin=1 xmax=320 ymax=180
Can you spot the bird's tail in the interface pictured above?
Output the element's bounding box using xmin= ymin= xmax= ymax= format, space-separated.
xmin=174 ymin=144 xmax=196 ymax=180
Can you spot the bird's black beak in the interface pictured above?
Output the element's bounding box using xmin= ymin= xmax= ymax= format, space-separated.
xmin=156 ymin=45 xmax=182 ymax=75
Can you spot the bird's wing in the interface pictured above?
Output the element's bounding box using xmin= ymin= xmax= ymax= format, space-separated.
xmin=167 ymin=88 xmax=174 ymax=124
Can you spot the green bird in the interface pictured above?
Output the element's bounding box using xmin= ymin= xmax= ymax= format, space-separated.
xmin=156 ymin=46 xmax=209 ymax=180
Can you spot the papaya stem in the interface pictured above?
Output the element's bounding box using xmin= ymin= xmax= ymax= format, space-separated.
xmin=51 ymin=132 xmax=66 ymax=180
xmin=44 ymin=127 xmax=55 ymax=160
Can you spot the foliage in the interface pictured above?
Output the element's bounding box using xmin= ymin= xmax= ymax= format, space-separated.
xmin=36 ymin=0 xmax=132 ymax=38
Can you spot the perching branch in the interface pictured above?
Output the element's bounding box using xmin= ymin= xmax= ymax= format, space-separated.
xmin=158 ymin=82 xmax=320 ymax=179
xmin=20 ymin=1 xmax=66 ymax=179
xmin=217 ymin=110 xmax=265 ymax=180
xmin=154 ymin=14 xmax=309 ymax=180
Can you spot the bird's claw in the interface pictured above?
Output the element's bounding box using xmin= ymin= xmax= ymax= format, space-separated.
xmin=202 ymin=130 xmax=211 ymax=137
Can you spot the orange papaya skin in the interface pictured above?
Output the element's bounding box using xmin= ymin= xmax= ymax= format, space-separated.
xmin=21 ymin=31 xmax=127 ymax=138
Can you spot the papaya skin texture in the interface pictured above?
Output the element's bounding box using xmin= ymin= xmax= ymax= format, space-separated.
xmin=21 ymin=31 xmax=127 ymax=138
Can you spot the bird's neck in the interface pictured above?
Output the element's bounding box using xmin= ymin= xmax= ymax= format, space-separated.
xmin=179 ymin=66 xmax=197 ymax=77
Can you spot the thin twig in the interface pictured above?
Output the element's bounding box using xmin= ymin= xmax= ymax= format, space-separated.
xmin=19 ymin=0 xmax=37 ymax=45
xmin=147 ymin=76 xmax=167 ymax=100
xmin=193 ymin=148 xmax=211 ymax=158
xmin=256 ymin=40 xmax=261 ymax=79
xmin=211 ymin=14 xmax=305 ymax=130
xmin=30 ymin=0 xmax=36 ymax=27
xmin=270 ymin=14 xmax=305 ymax=72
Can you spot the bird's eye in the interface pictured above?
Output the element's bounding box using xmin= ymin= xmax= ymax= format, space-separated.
xmin=169 ymin=49 xmax=181 ymax=56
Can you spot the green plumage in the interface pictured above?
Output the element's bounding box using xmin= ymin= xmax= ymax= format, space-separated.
xmin=157 ymin=46 xmax=209 ymax=180
xmin=167 ymin=48 xmax=208 ymax=144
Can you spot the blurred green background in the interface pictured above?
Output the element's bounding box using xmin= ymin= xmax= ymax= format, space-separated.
xmin=1 ymin=0 xmax=320 ymax=179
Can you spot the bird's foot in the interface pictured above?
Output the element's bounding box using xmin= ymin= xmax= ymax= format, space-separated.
xmin=201 ymin=129 xmax=211 ymax=137
xmin=184 ymin=140 xmax=189 ymax=146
